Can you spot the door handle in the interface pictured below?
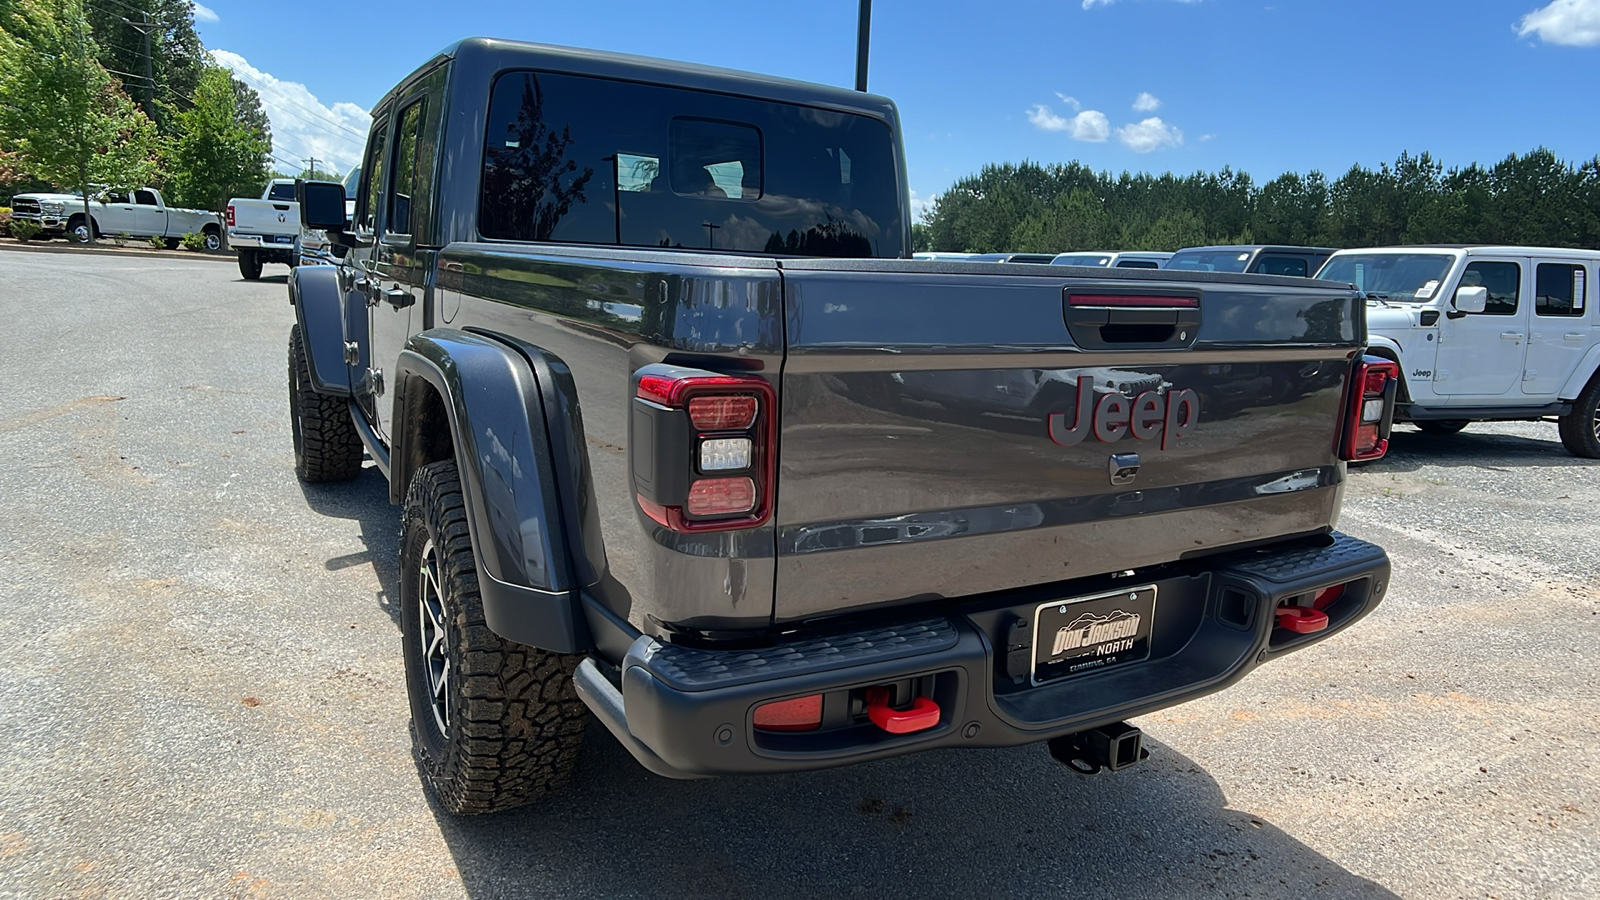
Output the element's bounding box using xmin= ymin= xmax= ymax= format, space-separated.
xmin=1500 ymin=332 xmax=1522 ymax=341
xmin=382 ymin=287 xmax=414 ymax=309
xmin=1566 ymin=333 xmax=1585 ymax=341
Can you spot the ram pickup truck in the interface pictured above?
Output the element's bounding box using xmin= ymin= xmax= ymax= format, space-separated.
xmin=287 ymin=37 xmax=1397 ymax=815
xmin=1318 ymin=245 xmax=1600 ymax=457
xmin=10 ymin=186 xmax=221 ymax=248
xmin=228 ymin=179 xmax=301 ymax=279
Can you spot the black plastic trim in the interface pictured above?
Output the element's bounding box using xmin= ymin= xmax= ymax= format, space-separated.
xmin=1404 ymin=402 xmax=1570 ymax=421
xmin=289 ymin=265 xmax=352 ymax=396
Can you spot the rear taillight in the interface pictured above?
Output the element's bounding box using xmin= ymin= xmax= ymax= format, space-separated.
xmin=1341 ymin=356 xmax=1399 ymax=461
xmin=225 ymin=204 xmax=235 ymax=226
xmin=632 ymin=365 xmax=775 ymax=532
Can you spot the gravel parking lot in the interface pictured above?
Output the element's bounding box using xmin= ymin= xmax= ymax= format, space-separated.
xmin=1 ymin=247 xmax=1595 ymax=899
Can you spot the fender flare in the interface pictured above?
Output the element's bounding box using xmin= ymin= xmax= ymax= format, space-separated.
xmin=288 ymin=265 xmax=351 ymax=395
xmin=1363 ymin=336 xmax=1408 ymax=403
xmin=392 ymin=329 xmax=590 ymax=653
xmin=1558 ymin=345 xmax=1600 ymax=400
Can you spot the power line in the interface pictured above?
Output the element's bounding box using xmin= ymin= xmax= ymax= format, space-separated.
xmin=223 ymin=65 xmax=369 ymax=143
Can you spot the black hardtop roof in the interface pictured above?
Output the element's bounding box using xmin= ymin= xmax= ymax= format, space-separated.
xmin=1173 ymin=244 xmax=1337 ymax=254
xmin=379 ymin=37 xmax=899 ymax=123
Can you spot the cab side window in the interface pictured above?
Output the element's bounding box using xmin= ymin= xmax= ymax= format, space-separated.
xmin=1535 ymin=263 xmax=1587 ymax=318
xmin=355 ymin=117 xmax=390 ymax=232
xmin=133 ymin=190 xmax=158 ymax=206
xmin=388 ymin=100 xmax=425 ymax=236
xmin=1462 ymin=261 xmax=1520 ymax=315
xmin=1256 ymin=255 xmax=1308 ymax=277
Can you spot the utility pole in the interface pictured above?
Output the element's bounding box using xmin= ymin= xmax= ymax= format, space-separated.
xmin=855 ymin=0 xmax=872 ymax=92
xmin=304 ymin=157 xmax=319 ymax=178
xmin=140 ymin=11 xmax=153 ymax=113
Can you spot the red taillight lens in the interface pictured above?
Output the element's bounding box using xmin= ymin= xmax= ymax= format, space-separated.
xmin=225 ymin=204 xmax=235 ymax=226
xmin=753 ymin=694 xmax=823 ymax=732
xmin=688 ymin=395 xmax=758 ymax=431
xmin=686 ymin=477 xmax=755 ymax=516
xmin=1342 ymin=357 xmax=1399 ymax=461
xmin=633 ymin=367 xmax=775 ymax=532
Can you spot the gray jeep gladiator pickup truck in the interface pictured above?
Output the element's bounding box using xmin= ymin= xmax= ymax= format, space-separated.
xmin=287 ymin=37 xmax=1397 ymax=814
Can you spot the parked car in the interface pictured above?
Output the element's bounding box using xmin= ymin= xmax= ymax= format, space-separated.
xmin=1051 ymin=251 xmax=1173 ymax=269
xmin=1166 ymin=245 xmax=1334 ymax=277
xmin=286 ymin=37 xmax=1395 ymax=815
xmin=965 ymin=252 xmax=1056 ymax=263
xmin=9 ymin=187 xmax=221 ymax=249
xmin=911 ymin=251 xmax=977 ymax=261
xmin=1317 ymin=245 xmax=1600 ymax=456
xmin=228 ymin=178 xmax=301 ymax=279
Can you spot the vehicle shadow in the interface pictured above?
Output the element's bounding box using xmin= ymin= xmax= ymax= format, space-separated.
xmin=1366 ymin=424 xmax=1593 ymax=473
xmin=426 ymin=728 xmax=1396 ymax=899
xmin=297 ymin=464 xmax=401 ymax=625
xmin=241 ymin=274 xmax=292 ymax=285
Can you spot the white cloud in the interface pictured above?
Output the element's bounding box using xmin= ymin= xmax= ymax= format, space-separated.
xmin=210 ymin=49 xmax=370 ymax=174
xmin=908 ymin=188 xmax=940 ymax=222
xmin=1132 ymin=92 xmax=1161 ymax=112
xmin=1027 ymin=104 xmax=1111 ymax=142
xmin=1198 ymin=133 xmax=1216 ymax=142
xmin=1517 ymin=0 xmax=1600 ymax=45
xmin=1117 ymin=117 xmax=1183 ymax=152
xmin=1055 ymin=93 xmax=1082 ymax=110
xmin=191 ymin=2 xmax=218 ymax=23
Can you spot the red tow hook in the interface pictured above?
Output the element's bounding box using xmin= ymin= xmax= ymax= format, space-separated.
xmin=865 ymin=687 xmax=941 ymax=734
xmin=1274 ymin=605 xmax=1330 ymax=634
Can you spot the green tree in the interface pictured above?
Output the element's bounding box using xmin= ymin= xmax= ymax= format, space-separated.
xmin=165 ymin=64 xmax=271 ymax=216
xmin=0 ymin=0 xmax=160 ymax=243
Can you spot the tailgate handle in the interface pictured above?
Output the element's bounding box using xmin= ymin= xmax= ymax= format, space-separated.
xmin=272 ymin=204 xmax=292 ymax=211
xmin=1064 ymin=292 xmax=1201 ymax=350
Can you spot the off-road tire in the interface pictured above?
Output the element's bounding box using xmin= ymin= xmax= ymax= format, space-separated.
xmin=287 ymin=324 xmax=362 ymax=481
xmin=400 ymin=460 xmax=587 ymax=815
xmin=238 ymin=248 xmax=262 ymax=280
xmin=1558 ymin=375 xmax=1600 ymax=458
xmin=1416 ymin=420 xmax=1469 ymax=435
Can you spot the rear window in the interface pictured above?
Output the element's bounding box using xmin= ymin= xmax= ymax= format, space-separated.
xmin=479 ymin=71 xmax=903 ymax=257
xmin=267 ymin=182 xmax=296 ymax=202
xmin=1166 ymin=250 xmax=1252 ymax=273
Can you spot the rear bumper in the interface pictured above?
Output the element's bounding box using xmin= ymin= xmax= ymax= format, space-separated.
xmin=575 ymin=531 xmax=1390 ymax=778
xmin=229 ymin=232 xmax=296 ymax=251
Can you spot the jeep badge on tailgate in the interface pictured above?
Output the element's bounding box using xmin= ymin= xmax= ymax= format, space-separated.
xmin=1047 ymin=375 xmax=1200 ymax=450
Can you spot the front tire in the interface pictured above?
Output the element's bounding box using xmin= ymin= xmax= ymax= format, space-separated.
xmin=67 ymin=216 xmax=93 ymax=243
xmin=238 ymin=248 xmax=262 ymax=280
xmin=1558 ymin=376 xmax=1600 ymax=459
xmin=287 ymin=324 xmax=363 ymax=482
xmin=1415 ymin=420 xmax=1469 ymax=435
xmin=401 ymin=460 xmax=587 ymax=815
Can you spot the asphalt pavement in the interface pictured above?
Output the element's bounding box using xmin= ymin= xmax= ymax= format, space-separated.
xmin=0 ymin=248 xmax=1594 ymax=899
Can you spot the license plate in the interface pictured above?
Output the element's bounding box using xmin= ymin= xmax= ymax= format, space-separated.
xmin=1032 ymin=585 xmax=1157 ymax=684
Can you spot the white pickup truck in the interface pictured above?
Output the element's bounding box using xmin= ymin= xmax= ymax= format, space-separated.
xmin=9 ymin=187 xmax=221 ymax=249
xmin=227 ymin=179 xmax=301 ymax=280
xmin=1318 ymin=245 xmax=1600 ymax=457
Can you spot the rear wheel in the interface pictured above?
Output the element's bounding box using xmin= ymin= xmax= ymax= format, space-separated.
xmin=1558 ymin=376 xmax=1600 ymax=459
xmin=238 ymin=248 xmax=262 ymax=280
xmin=401 ymin=460 xmax=587 ymax=815
xmin=287 ymin=324 xmax=363 ymax=481
xmin=163 ymin=237 xmax=180 ymax=250
xmin=1415 ymin=420 xmax=1469 ymax=435
xmin=202 ymin=226 xmax=222 ymax=252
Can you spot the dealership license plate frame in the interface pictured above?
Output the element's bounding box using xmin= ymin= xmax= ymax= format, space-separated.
xmin=1031 ymin=585 xmax=1158 ymax=685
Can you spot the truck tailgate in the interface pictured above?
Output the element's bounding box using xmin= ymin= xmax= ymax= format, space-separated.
xmin=229 ymin=198 xmax=298 ymax=236
xmin=774 ymin=260 xmax=1362 ymax=623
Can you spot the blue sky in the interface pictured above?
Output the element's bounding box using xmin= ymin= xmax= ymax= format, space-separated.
xmin=194 ymin=0 xmax=1600 ymax=218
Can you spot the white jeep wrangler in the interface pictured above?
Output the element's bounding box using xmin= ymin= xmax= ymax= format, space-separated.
xmin=1317 ymin=246 xmax=1600 ymax=458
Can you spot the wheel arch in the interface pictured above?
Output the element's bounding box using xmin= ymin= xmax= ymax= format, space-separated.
xmin=1364 ymin=338 xmax=1409 ymax=404
xmin=288 ymin=265 xmax=351 ymax=396
xmin=392 ymin=329 xmax=591 ymax=653
xmin=1558 ymin=346 xmax=1600 ymax=400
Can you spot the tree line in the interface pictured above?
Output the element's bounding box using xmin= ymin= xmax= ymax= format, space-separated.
xmin=0 ymin=0 xmax=306 ymax=233
xmin=916 ymin=149 xmax=1600 ymax=254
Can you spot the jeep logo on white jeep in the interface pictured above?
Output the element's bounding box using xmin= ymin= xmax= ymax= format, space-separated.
xmin=1047 ymin=375 xmax=1199 ymax=450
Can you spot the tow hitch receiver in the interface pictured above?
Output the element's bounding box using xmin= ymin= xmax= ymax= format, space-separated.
xmin=1048 ymin=721 xmax=1149 ymax=774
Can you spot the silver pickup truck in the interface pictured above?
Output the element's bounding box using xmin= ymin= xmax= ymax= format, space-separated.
xmin=10 ymin=187 xmax=221 ymax=248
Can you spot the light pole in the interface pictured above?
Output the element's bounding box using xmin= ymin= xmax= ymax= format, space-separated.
xmin=855 ymin=0 xmax=872 ymax=92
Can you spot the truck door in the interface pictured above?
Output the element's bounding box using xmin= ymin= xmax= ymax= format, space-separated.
xmin=368 ymin=90 xmax=436 ymax=443
xmin=132 ymin=189 xmax=164 ymax=236
xmin=1522 ymin=260 xmax=1592 ymax=398
xmin=345 ymin=111 xmax=391 ymax=430
xmin=1434 ymin=258 xmax=1528 ymax=397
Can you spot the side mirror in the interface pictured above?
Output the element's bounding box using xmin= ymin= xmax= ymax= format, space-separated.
xmin=297 ymin=179 xmax=347 ymax=231
xmin=1452 ymin=285 xmax=1488 ymax=315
